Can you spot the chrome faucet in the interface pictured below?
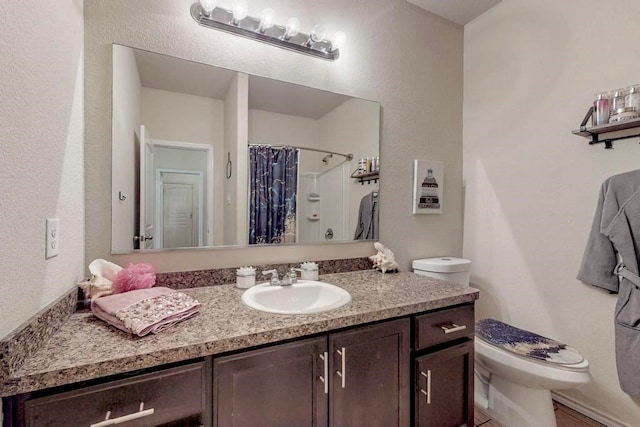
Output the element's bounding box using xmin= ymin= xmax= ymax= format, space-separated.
xmin=262 ymin=269 xmax=281 ymax=286
xmin=281 ymin=268 xmax=302 ymax=286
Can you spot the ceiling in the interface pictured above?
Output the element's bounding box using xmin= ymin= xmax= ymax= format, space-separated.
xmin=134 ymin=48 xmax=350 ymax=120
xmin=407 ymin=0 xmax=501 ymax=25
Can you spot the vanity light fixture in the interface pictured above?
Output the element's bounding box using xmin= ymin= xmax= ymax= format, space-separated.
xmin=190 ymin=1 xmax=345 ymax=61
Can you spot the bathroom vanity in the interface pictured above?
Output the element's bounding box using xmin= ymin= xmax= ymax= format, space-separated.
xmin=1 ymin=270 xmax=478 ymax=427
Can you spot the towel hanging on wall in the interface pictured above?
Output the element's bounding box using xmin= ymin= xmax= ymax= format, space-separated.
xmin=354 ymin=190 xmax=379 ymax=240
xmin=577 ymin=169 xmax=640 ymax=397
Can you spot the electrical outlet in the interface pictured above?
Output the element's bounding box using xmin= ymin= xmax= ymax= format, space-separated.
xmin=46 ymin=218 xmax=60 ymax=259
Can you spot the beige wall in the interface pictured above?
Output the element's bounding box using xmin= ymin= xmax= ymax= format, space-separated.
xmin=111 ymin=45 xmax=141 ymax=251
xmin=463 ymin=0 xmax=640 ymax=424
xmin=84 ymin=0 xmax=464 ymax=272
xmin=0 ymin=1 xmax=85 ymax=338
xmin=222 ymin=73 xmax=249 ymax=246
xmin=318 ymin=99 xmax=380 ymax=236
xmin=141 ymin=87 xmax=225 ymax=246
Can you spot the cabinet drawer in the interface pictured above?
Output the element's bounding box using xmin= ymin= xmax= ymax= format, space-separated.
xmin=24 ymin=362 xmax=206 ymax=427
xmin=415 ymin=305 xmax=474 ymax=350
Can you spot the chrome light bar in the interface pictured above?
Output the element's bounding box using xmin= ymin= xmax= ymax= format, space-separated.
xmin=190 ymin=2 xmax=342 ymax=61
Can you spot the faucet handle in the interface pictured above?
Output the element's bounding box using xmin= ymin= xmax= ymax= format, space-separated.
xmin=262 ymin=269 xmax=280 ymax=285
xmin=287 ymin=267 xmax=302 ymax=283
xmin=262 ymin=269 xmax=279 ymax=279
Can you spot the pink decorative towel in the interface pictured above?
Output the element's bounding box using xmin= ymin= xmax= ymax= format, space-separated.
xmin=91 ymin=287 xmax=201 ymax=337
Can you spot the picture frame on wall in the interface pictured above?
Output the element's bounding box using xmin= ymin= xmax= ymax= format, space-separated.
xmin=413 ymin=160 xmax=444 ymax=214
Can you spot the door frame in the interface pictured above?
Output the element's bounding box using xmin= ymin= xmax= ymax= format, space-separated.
xmin=148 ymin=138 xmax=214 ymax=246
xmin=155 ymin=168 xmax=204 ymax=248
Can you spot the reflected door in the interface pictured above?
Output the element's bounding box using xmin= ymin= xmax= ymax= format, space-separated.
xmin=139 ymin=125 xmax=156 ymax=249
xmin=163 ymin=183 xmax=194 ymax=248
xmin=160 ymin=171 xmax=201 ymax=248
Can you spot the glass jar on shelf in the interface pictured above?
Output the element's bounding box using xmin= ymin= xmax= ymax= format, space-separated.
xmin=611 ymin=88 xmax=627 ymax=111
xmin=625 ymin=84 xmax=640 ymax=112
xmin=592 ymin=92 xmax=610 ymax=126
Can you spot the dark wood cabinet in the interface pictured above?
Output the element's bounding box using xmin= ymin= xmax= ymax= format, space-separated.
xmin=329 ymin=319 xmax=410 ymax=427
xmin=3 ymin=305 xmax=473 ymax=427
xmin=412 ymin=304 xmax=475 ymax=427
xmin=213 ymin=336 xmax=328 ymax=427
xmin=21 ymin=361 xmax=211 ymax=427
xmin=414 ymin=341 xmax=474 ymax=427
xmin=213 ymin=318 xmax=410 ymax=427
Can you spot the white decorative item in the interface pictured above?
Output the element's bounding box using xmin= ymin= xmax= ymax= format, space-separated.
xmin=79 ymin=259 xmax=123 ymax=300
xmin=413 ymin=160 xmax=444 ymax=214
xmin=300 ymin=261 xmax=319 ymax=280
xmin=236 ymin=266 xmax=257 ymax=289
xmin=369 ymin=242 xmax=400 ymax=273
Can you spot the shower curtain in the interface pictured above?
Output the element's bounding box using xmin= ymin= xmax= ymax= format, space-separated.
xmin=249 ymin=145 xmax=299 ymax=244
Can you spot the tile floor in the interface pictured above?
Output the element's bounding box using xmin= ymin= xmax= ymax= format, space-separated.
xmin=475 ymin=402 xmax=605 ymax=427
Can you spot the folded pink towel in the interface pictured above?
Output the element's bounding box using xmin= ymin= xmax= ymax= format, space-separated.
xmin=91 ymin=287 xmax=201 ymax=337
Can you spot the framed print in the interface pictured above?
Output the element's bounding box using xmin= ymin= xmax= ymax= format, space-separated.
xmin=413 ymin=160 xmax=443 ymax=214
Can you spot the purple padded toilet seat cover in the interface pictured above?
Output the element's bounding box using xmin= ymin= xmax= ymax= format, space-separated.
xmin=476 ymin=318 xmax=584 ymax=365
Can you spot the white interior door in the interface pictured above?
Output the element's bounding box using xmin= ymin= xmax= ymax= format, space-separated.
xmin=139 ymin=125 xmax=156 ymax=249
xmin=163 ymin=183 xmax=195 ymax=248
xmin=160 ymin=172 xmax=201 ymax=248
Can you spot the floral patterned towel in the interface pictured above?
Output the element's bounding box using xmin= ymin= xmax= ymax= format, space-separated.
xmin=91 ymin=287 xmax=201 ymax=337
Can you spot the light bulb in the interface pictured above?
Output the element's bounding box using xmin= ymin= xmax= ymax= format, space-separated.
xmin=232 ymin=0 xmax=248 ymax=25
xmin=310 ymin=25 xmax=325 ymax=43
xmin=258 ymin=8 xmax=275 ymax=33
xmin=282 ymin=17 xmax=300 ymax=40
xmin=330 ymin=31 xmax=346 ymax=52
xmin=200 ymin=0 xmax=216 ymax=16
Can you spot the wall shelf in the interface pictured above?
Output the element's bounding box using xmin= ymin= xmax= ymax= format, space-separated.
xmin=572 ymin=116 xmax=640 ymax=149
xmin=351 ymin=170 xmax=379 ymax=185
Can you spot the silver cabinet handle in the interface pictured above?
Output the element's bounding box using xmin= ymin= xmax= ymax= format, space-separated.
xmin=90 ymin=402 xmax=154 ymax=427
xmin=419 ymin=370 xmax=432 ymax=404
xmin=336 ymin=347 xmax=346 ymax=388
xmin=319 ymin=352 xmax=329 ymax=394
xmin=441 ymin=323 xmax=467 ymax=334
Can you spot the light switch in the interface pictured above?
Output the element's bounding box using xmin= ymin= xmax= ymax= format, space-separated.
xmin=46 ymin=218 xmax=60 ymax=259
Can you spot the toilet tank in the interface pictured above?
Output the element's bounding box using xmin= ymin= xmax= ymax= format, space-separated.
xmin=412 ymin=257 xmax=471 ymax=286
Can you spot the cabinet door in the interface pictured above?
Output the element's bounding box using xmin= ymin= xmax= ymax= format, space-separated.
xmin=214 ymin=336 xmax=328 ymax=427
xmin=329 ymin=318 xmax=410 ymax=427
xmin=415 ymin=340 xmax=474 ymax=427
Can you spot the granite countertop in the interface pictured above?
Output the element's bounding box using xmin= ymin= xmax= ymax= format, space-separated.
xmin=0 ymin=270 xmax=478 ymax=397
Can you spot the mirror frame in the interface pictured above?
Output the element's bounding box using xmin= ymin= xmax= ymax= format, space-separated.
xmin=110 ymin=44 xmax=381 ymax=254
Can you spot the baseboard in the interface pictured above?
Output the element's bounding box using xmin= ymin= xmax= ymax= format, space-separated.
xmin=552 ymin=392 xmax=630 ymax=427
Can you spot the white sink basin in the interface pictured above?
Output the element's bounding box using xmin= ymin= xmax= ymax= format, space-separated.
xmin=241 ymin=280 xmax=351 ymax=314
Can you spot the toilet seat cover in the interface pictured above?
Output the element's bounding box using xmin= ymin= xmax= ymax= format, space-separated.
xmin=476 ymin=318 xmax=584 ymax=365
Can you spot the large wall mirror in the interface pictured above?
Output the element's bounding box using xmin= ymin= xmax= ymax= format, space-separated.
xmin=111 ymin=44 xmax=380 ymax=253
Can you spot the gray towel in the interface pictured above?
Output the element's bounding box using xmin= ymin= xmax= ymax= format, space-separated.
xmin=578 ymin=169 xmax=640 ymax=397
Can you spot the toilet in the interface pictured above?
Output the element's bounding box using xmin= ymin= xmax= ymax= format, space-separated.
xmin=412 ymin=257 xmax=591 ymax=427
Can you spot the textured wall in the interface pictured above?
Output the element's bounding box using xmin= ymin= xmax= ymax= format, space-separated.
xmin=464 ymin=0 xmax=640 ymax=424
xmin=0 ymin=1 xmax=85 ymax=338
xmin=111 ymin=45 xmax=141 ymax=251
xmin=84 ymin=0 xmax=464 ymax=272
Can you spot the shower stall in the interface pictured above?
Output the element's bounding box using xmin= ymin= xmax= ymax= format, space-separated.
xmin=248 ymin=144 xmax=352 ymax=245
